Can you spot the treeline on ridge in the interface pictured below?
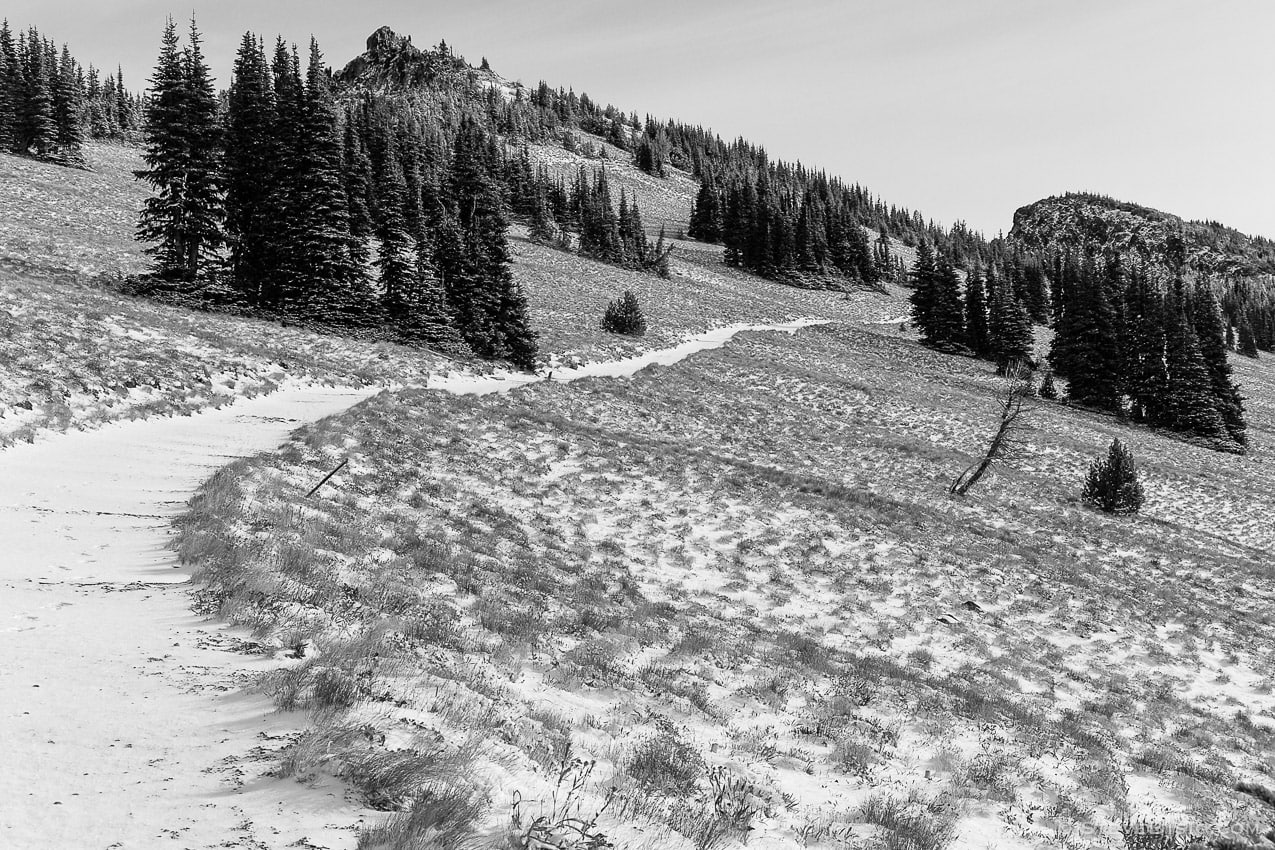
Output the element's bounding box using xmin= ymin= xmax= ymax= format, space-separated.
xmin=907 ymin=238 xmax=1249 ymax=453
xmin=0 ymin=21 xmax=142 ymax=166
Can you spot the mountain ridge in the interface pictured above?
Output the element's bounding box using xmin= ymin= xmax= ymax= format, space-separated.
xmin=1010 ymin=192 xmax=1275 ymax=278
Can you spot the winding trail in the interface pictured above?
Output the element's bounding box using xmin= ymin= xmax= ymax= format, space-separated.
xmin=0 ymin=319 xmax=825 ymax=849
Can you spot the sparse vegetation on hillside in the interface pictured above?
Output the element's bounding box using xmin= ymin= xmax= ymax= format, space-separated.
xmin=0 ymin=268 xmax=454 ymax=445
xmin=176 ymin=316 xmax=1275 ymax=849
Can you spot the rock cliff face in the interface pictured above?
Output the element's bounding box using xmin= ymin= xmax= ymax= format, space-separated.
xmin=336 ymin=26 xmax=502 ymax=94
xmin=1009 ymin=193 xmax=1275 ymax=278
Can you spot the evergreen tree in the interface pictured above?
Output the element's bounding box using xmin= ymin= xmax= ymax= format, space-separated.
xmin=291 ymin=38 xmax=369 ymax=322
xmin=1039 ymin=371 xmax=1058 ymax=400
xmin=444 ymin=116 xmax=538 ymax=369
xmin=1121 ymin=266 xmax=1169 ymax=425
xmin=20 ymin=29 xmax=55 ymax=157
xmin=925 ymin=254 xmax=966 ymax=347
xmin=51 ymin=45 xmax=83 ymax=165
xmin=964 ymin=265 xmax=991 ymax=357
xmin=687 ymin=172 xmax=721 ymax=243
xmin=266 ymin=38 xmax=304 ymax=308
xmin=1050 ymin=255 xmax=1121 ymax=411
xmin=1163 ymin=293 xmax=1228 ymax=443
xmin=908 ymin=241 xmax=939 ymax=339
xmin=135 ymin=17 xmax=223 ymax=282
xmin=177 ymin=17 xmax=224 ymax=277
xmin=223 ymin=33 xmax=276 ymax=305
xmin=601 ymin=290 xmax=646 ymax=336
xmin=1190 ymin=281 xmax=1246 ymax=446
xmin=0 ymin=22 xmax=16 ymax=151
xmin=374 ymin=141 xmax=416 ymax=332
xmin=1082 ymin=439 xmax=1145 ymax=515
xmin=1238 ymin=319 xmax=1259 ymax=358
xmin=342 ymin=106 xmax=374 ymax=272
xmin=987 ymin=275 xmax=1034 ymax=374
xmin=527 ymin=181 xmax=556 ymax=243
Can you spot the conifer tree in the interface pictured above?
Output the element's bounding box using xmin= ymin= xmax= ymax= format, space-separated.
xmin=687 ymin=173 xmax=722 ymax=243
xmin=601 ymin=290 xmax=646 ymax=336
xmin=1163 ymin=295 xmax=1228 ymax=443
xmin=0 ymin=22 xmax=16 ymax=151
xmin=1238 ymin=320 xmax=1259 ymax=358
xmin=20 ymin=29 xmax=55 ymax=158
xmin=1039 ymin=371 xmax=1058 ymax=400
xmin=964 ymin=266 xmax=991 ymax=358
xmin=1190 ymin=282 xmax=1246 ymax=446
xmin=527 ymin=181 xmax=556 ymax=243
xmin=908 ymin=241 xmax=939 ymax=338
xmin=51 ymin=45 xmax=83 ymax=165
xmin=342 ymin=107 xmax=374 ymax=271
xmin=135 ymin=17 xmax=223 ymax=282
xmin=291 ymin=38 xmax=369 ymax=322
xmin=374 ymin=141 xmax=416 ymax=332
xmin=1050 ymin=255 xmax=1121 ymax=411
xmin=266 ymin=39 xmax=304 ymax=308
xmin=927 ymin=254 xmax=966 ymax=347
xmin=1082 ymin=439 xmax=1144 ymax=515
xmin=223 ymin=33 xmax=276 ymax=304
xmin=1121 ymin=266 xmax=1169 ymax=425
xmin=987 ymin=275 xmax=1034 ymax=374
xmin=444 ymin=116 xmax=538 ymax=369
xmin=177 ymin=17 xmax=224 ymax=276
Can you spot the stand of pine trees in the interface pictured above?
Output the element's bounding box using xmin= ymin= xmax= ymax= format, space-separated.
xmin=1048 ymin=254 xmax=1247 ymax=451
xmin=134 ymin=22 xmax=540 ymax=371
xmin=691 ymin=167 xmax=881 ymax=288
xmin=0 ymin=21 xmax=141 ymax=165
xmin=908 ymin=243 xmax=1036 ymax=369
xmin=904 ymin=239 xmax=1245 ymax=453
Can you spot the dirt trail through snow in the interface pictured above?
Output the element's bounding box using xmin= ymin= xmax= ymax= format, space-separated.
xmin=0 ymin=320 xmax=825 ymax=849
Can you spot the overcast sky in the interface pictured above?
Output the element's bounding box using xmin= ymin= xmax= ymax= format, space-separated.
xmin=8 ymin=0 xmax=1274 ymax=240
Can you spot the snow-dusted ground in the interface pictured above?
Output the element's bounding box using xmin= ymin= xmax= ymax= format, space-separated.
xmin=0 ymin=320 xmax=828 ymax=849
xmin=185 ymin=318 xmax=1275 ymax=849
xmin=0 ymin=386 xmax=377 ymax=849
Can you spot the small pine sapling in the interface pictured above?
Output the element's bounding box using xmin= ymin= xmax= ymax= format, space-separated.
xmin=1082 ymin=438 xmax=1145 ymax=515
xmin=601 ymin=291 xmax=647 ymax=337
xmin=1039 ymin=371 xmax=1058 ymax=400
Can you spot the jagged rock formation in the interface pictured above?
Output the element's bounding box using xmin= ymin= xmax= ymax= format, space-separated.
xmin=336 ymin=26 xmax=507 ymax=95
xmin=1009 ymin=193 xmax=1275 ymax=278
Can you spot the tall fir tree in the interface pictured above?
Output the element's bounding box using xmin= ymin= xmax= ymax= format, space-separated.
xmin=292 ymin=38 xmax=369 ymax=322
xmin=908 ymin=240 xmax=939 ymax=338
xmin=0 ymin=22 xmax=16 ymax=151
xmin=51 ymin=44 xmax=83 ymax=165
xmin=444 ymin=116 xmax=538 ymax=369
xmin=20 ymin=29 xmax=55 ymax=158
xmin=964 ymin=265 xmax=991 ymax=357
xmin=1189 ymin=281 xmax=1246 ymax=446
xmin=687 ymin=171 xmax=722 ymax=243
xmin=1163 ymin=291 xmax=1228 ymax=443
xmin=177 ymin=17 xmax=223 ymax=277
xmin=926 ymin=254 xmax=966 ymax=347
xmin=267 ymin=39 xmax=304 ymax=308
xmin=223 ymin=33 xmax=276 ymax=305
xmin=987 ymin=270 xmax=1034 ymax=373
xmin=1049 ymin=255 xmax=1121 ymax=410
xmin=1121 ymin=266 xmax=1169 ymax=425
xmin=136 ymin=17 xmax=223 ymax=282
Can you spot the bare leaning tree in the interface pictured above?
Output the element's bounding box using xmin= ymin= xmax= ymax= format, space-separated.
xmin=950 ymin=363 xmax=1036 ymax=496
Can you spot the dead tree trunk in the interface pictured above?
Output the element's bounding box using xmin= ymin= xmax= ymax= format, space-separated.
xmin=951 ymin=367 xmax=1035 ymax=496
